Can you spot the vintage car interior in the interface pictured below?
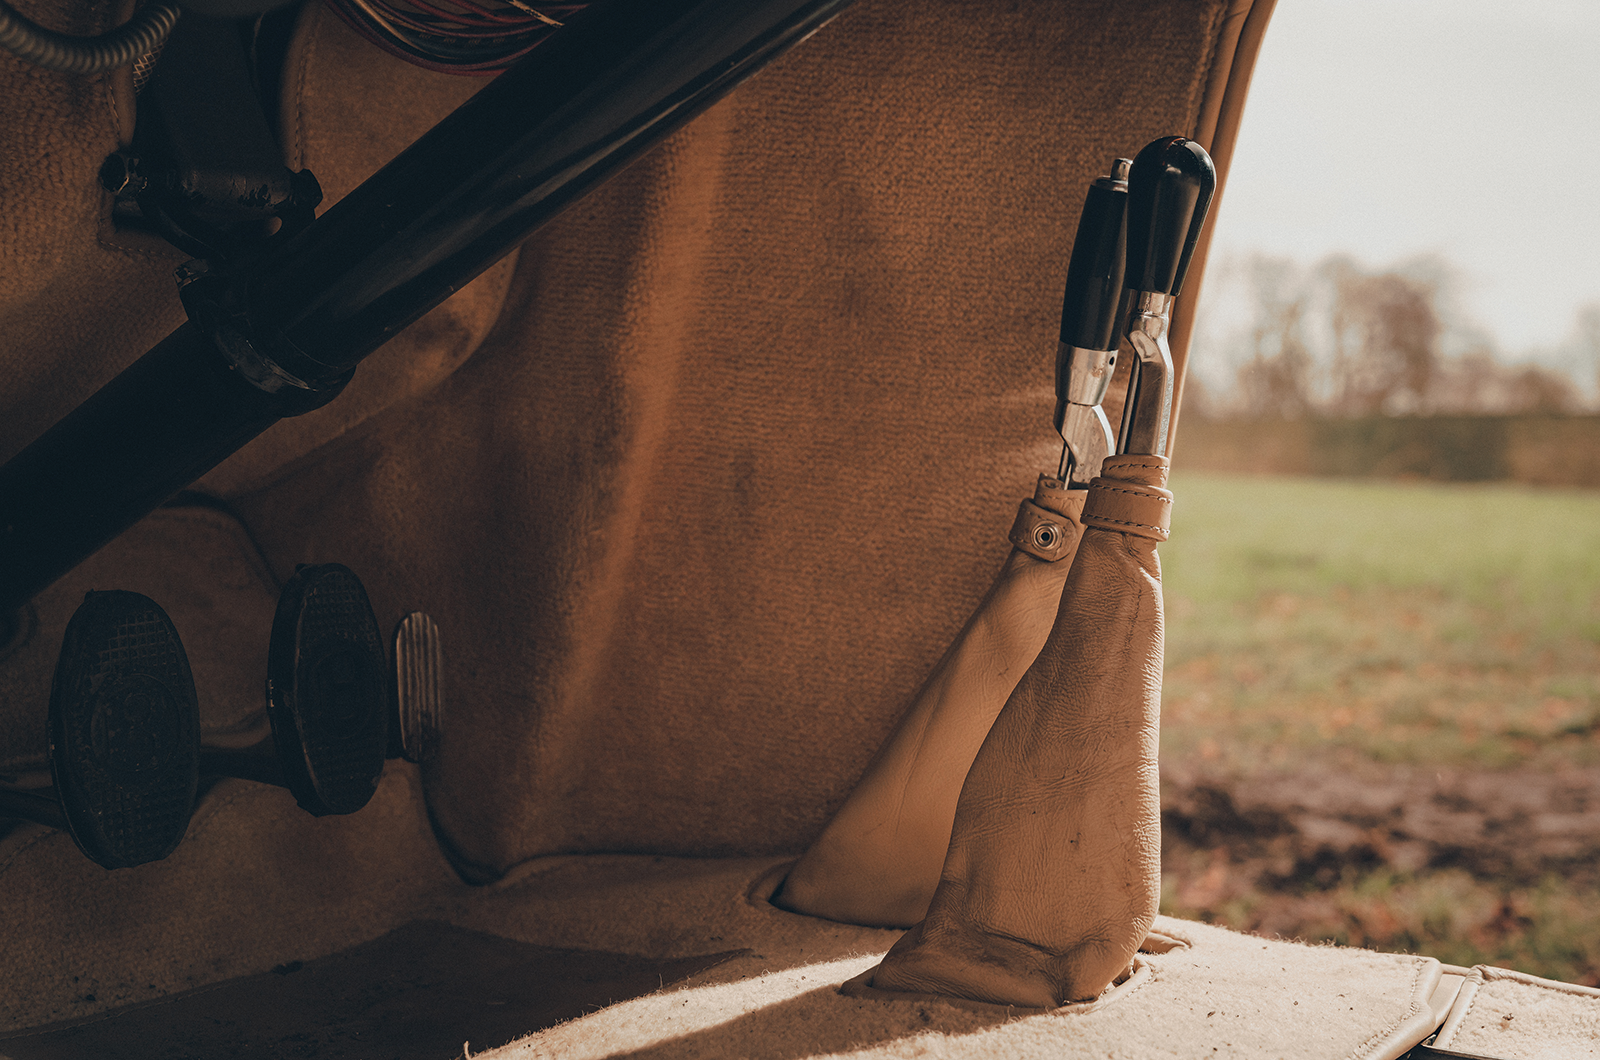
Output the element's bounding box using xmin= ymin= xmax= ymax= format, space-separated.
xmin=1 ymin=0 xmax=1594 ymax=1055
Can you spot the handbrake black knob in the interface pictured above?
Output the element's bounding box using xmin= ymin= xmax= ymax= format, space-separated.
xmin=1058 ymin=158 xmax=1131 ymax=354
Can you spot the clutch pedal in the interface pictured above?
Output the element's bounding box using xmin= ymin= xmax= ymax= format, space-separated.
xmin=0 ymin=591 xmax=201 ymax=869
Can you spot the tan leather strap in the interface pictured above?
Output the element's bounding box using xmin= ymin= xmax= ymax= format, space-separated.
xmin=1081 ymin=456 xmax=1172 ymax=541
xmin=1008 ymin=475 xmax=1086 ymax=561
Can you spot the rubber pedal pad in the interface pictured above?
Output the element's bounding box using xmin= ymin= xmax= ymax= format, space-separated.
xmin=49 ymin=590 xmax=201 ymax=869
xmin=267 ymin=564 xmax=388 ymax=816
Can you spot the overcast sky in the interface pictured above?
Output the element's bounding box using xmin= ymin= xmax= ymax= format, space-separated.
xmin=1206 ymin=0 xmax=1600 ymax=360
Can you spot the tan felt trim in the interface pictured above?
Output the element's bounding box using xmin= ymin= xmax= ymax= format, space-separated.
xmin=1348 ymin=957 xmax=1443 ymax=1060
xmin=1434 ymin=964 xmax=1600 ymax=1052
xmin=1168 ymin=0 xmax=1279 ymax=458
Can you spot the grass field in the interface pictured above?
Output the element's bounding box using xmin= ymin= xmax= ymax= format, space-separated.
xmin=1160 ymin=472 xmax=1600 ymax=773
xmin=1156 ymin=471 xmax=1600 ymax=983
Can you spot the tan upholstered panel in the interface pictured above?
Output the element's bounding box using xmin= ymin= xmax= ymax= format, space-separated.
xmin=228 ymin=0 xmax=1255 ymax=874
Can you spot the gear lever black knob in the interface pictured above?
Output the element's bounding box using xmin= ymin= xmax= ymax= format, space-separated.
xmin=1124 ymin=135 xmax=1216 ymax=298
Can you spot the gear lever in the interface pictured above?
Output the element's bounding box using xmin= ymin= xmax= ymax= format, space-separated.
xmin=1117 ymin=135 xmax=1216 ymax=457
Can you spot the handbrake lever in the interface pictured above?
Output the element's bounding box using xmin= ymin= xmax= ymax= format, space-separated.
xmin=1054 ymin=157 xmax=1130 ymax=487
xmin=1116 ymin=136 xmax=1215 ymax=457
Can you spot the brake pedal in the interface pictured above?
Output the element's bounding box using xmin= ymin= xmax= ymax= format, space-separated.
xmin=263 ymin=564 xmax=388 ymax=816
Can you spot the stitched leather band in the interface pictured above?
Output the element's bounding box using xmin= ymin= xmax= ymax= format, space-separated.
xmin=1008 ymin=475 xmax=1086 ymax=561
xmin=1081 ymin=455 xmax=1172 ymax=540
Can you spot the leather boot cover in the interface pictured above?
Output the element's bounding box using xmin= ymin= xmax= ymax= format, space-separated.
xmin=1009 ymin=476 xmax=1087 ymax=562
xmin=1080 ymin=456 xmax=1173 ymax=540
xmin=775 ymin=479 xmax=1086 ymax=927
xmin=861 ymin=456 xmax=1170 ymax=1007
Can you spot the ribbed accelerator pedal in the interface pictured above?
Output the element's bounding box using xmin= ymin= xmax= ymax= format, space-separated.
xmin=392 ymin=611 xmax=442 ymax=766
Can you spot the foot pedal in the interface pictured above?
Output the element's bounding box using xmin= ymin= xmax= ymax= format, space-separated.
xmin=49 ymin=591 xmax=200 ymax=868
xmin=267 ymin=564 xmax=387 ymax=816
xmin=392 ymin=612 xmax=442 ymax=765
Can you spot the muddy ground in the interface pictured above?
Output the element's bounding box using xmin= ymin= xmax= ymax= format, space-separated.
xmin=1164 ymin=762 xmax=1600 ymax=884
xmin=1159 ymin=762 xmax=1600 ymax=982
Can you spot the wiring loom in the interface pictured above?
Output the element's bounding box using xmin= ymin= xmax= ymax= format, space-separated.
xmin=322 ymin=0 xmax=587 ymax=73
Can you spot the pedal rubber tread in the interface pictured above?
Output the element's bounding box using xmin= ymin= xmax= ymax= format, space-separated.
xmin=267 ymin=564 xmax=387 ymax=816
xmin=49 ymin=591 xmax=199 ymax=869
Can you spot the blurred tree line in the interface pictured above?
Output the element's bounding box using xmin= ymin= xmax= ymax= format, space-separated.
xmin=1186 ymin=253 xmax=1600 ymax=419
